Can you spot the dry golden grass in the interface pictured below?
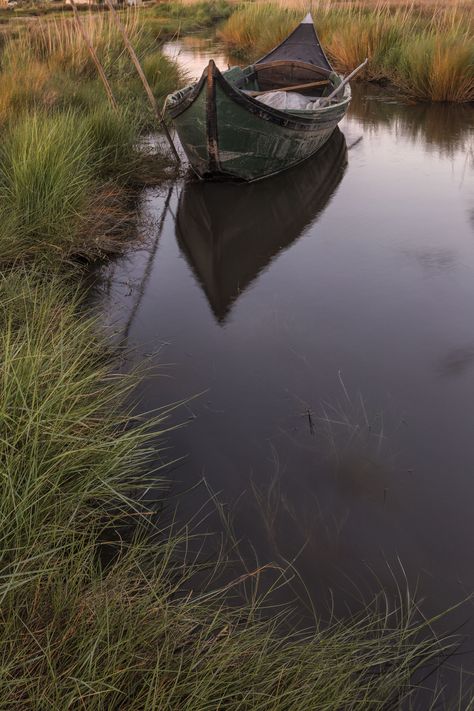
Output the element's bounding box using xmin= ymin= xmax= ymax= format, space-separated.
xmin=270 ymin=0 xmax=472 ymax=7
xmin=172 ymin=0 xmax=471 ymax=6
xmin=220 ymin=2 xmax=474 ymax=102
xmin=0 ymin=60 xmax=52 ymax=124
xmin=8 ymin=10 xmax=144 ymax=77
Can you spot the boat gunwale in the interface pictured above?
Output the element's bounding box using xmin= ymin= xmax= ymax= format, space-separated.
xmin=166 ymin=60 xmax=350 ymax=131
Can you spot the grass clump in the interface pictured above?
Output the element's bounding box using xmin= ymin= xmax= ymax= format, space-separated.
xmin=219 ymin=3 xmax=474 ymax=102
xmin=142 ymin=49 xmax=184 ymax=99
xmin=0 ymin=268 xmax=465 ymax=709
xmin=0 ymin=110 xmax=145 ymax=263
xmin=0 ymin=271 xmax=158 ymax=588
xmin=84 ymin=103 xmax=142 ymax=177
xmin=219 ymin=3 xmax=296 ymax=58
xmin=395 ymin=31 xmax=474 ymax=102
xmin=0 ymin=112 xmax=95 ymax=259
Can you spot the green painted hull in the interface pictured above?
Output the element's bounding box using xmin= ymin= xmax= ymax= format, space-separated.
xmin=166 ymin=61 xmax=350 ymax=182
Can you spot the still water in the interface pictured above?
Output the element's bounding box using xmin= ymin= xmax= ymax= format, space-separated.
xmin=97 ymin=38 xmax=474 ymax=640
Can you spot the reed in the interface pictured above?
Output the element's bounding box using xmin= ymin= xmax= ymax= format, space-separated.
xmin=0 ymin=11 xmax=185 ymax=121
xmin=6 ymin=11 xmax=144 ymax=78
xmin=219 ymin=3 xmax=474 ymax=102
xmin=395 ymin=29 xmax=474 ymax=102
xmin=0 ymin=7 xmax=185 ymax=261
xmin=0 ymin=59 xmax=51 ymax=124
xmin=220 ymin=3 xmax=296 ymax=57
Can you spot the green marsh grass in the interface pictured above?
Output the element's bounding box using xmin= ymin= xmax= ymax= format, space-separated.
xmin=0 ymin=112 xmax=95 ymax=260
xmin=220 ymin=3 xmax=474 ymax=102
xmin=84 ymin=103 xmax=143 ymax=177
xmin=0 ymin=110 xmax=147 ymax=262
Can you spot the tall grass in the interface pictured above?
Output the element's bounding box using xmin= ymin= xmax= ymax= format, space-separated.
xmin=0 ymin=112 xmax=95 ymax=259
xmin=0 ymin=268 xmax=468 ymax=709
xmin=3 ymin=11 xmax=144 ymax=78
xmin=0 ymin=11 xmax=184 ymax=122
xmin=220 ymin=3 xmax=474 ymax=102
xmin=0 ymin=110 xmax=145 ymax=262
xmin=0 ymin=271 xmax=160 ymax=592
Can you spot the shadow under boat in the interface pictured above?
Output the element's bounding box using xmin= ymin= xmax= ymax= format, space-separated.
xmin=175 ymin=128 xmax=348 ymax=323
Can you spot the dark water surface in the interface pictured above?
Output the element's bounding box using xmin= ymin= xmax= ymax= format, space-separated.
xmin=97 ymin=38 xmax=474 ymax=646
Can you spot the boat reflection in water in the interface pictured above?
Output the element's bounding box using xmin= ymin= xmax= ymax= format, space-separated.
xmin=176 ymin=128 xmax=348 ymax=323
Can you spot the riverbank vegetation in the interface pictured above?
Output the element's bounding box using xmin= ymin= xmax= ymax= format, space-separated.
xmin=2 ymin=0 xmax=472 ymax=102
xmin=0 ymin=10 xmax=184 ymax=260
xmin=0 ymin=11 xmax=182 ymax=125
xmin=220 ymin=2 xmax=474 ymax=102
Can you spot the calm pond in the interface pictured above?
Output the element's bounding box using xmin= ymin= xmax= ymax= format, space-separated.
xmin=97 ymin=35 xmax=474 ymax=645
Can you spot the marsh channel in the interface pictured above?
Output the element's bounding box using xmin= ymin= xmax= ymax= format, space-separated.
xmin=93 ymin=33 xmax=474 ymax=676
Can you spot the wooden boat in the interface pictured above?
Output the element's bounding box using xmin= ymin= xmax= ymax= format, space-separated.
xmin=175 ymin=129 xmax=347 ymax=321
xmin=165 ymin=13 xmax=351 ymax=182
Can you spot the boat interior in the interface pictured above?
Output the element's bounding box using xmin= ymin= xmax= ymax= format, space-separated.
xmin=166 ymin=59 xmax=343 ymax=115
xmin=228 ymin=60 xmax=337 ymax=101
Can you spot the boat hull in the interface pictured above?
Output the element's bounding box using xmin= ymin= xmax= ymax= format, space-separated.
xmin=167 ymin=62 xmax=350 ymax=182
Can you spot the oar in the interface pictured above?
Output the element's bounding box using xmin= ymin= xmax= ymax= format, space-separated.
xmin=317 ymin=58 xmax=368 ymax=107
xmin=246 ymin=79 xmax=329 ymax=97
